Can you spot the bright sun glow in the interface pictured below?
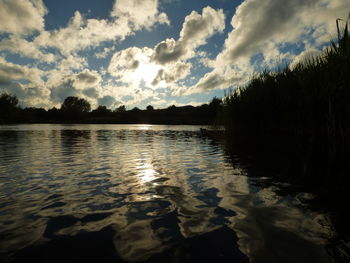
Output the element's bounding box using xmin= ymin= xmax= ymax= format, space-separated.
xmin=125 ymin=51 xmax=162 ymax=86
xmin=134 ymin=62 xmax=160 ymax=85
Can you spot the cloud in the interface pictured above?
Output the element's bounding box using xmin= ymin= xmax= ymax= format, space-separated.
xmin=0 ymin=81 xmax=51 ymax=108
xmin=151 ymin=62 xmax=192 ymax=86
xmin=49 ymin=80 xmax=79 ymax=105
xmin=49 ymin=80 xmax=100 ymax=109
xmin=95 ymin=47 xmax=114 ymax=59
xmin=0 ymin=0 xmax=172 ymax=109
xmin=109 ymin=47 xmax=146 ymax=76
xmin=48 ymin=69 xmax=102 ymax=104
xmin=0 ymin=59 xmax=28 ymax=81
xmin=0 ymin=57 xmax=42 ymax=84
xmin=98 ymin=95 xmax=120 ymax=108
xmin=108 ymin=46 xmax=161 ymax=87
xmin=34 ymin=0 xmax=169 ymax=55
xmin=111 ymin=0 xmax=169 ymax=30
xmin=221 ymin=0 xmax=317 ymax=63
xmin=0 ymin=57 xmax=50 ymax=107
xmin=108 ymin=6 xmax=225 ymax=98
xmin=152 ymin=6 xmax=225 ymax=64
xmin=108 ymin=47 xmax=192 ymax=94
xmin=4 ymin=0 xmax=348 ymax=109
xmin=34 ymin=11 xmax=127 ymax=55
xmin=56 ymin=55 xmax=88 ymax=72
xmin=83 ymin=88 xmax=100 ymax=99
xmin=184 ymin=0 xmax=350 ymax=95
xmin=74 ymin=69 xmax=101 ymax=89
xmin=0 ymin=0 xmax=47 ymax=35
xmin=176 ymin=65 xmax=249 ymax=96
xmin=0 ymin=36 xmax=55 ymax=63
xmin=217 ymin=0 xmax=349 ymax=65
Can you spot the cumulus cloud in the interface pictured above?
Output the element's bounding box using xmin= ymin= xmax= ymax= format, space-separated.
xmin=183 ymin=0 xmax=350 ymax=95
xmin=34 ymin=0 xmax=169 ymax=55
xmin=0 ymin=57 xmax=42 ymax=84
xmin=221 ymin=0 xmax=316 ymax=63
xmin=74 ymin=69 xmax=101 ymax=89
xmin=0 ymin=59 xmax=28 ymax=81
xmin=49 ymin=80 xmax=80 ymax=105
xmin=0 ymin=0 xmax=172 ymax=108
xmin=111 ymin=0 xmax=169 ymax=30
xmin=49 ymin=80 xmax=101 ymax=108
xmin=109 ymin=47 xmax=146 ymax=76
xmin=108 ymin=47 xmax=193 ymax=94
xmin=3 ymin=0 xmax=348 ymax=108
xmin=34 ymin=11 xmax=127 ymax=55
xmin=152 ymin=6 xmax=225 ymax=64
xmin=151 ymin=62 xmax=192 ymax=86
xmin=0 ymin=36 xmax=55 ymax=63
xmin=48 ymin=69 xmax=102 ymax=104
xmin=98 ymin=95 xmax=120 ymax=108
xmin=56 ymin=55 xmax=88 ymax=72
xmin=107 ymin=6 xmax=225 ymax=99
xmin=0 ymin=62 xmax=54 ymax=107
xmin=95 ymin=47 xmax=114 ymax=59
xmin=108 ymin=47 xmax=161 ymax=88
xmin=217 ymin=0 xmax=349 ymax=65
xmin=0 ymin=0 xmax=47 ymax=35
xmin=0 ymin=81 xmax=51 ymax=108
xmin=176 ymin=65 xmax=250 ymax=96
xmin=0 ymin=57 xmax=51 ymax=107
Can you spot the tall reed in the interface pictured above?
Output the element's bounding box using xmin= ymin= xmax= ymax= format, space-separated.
xmin=223 ymin=15 xmax=350 ymax=195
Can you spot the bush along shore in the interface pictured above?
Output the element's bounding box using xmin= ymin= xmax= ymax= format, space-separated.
xmin=222 ymin=17 xmax=350 ymax=202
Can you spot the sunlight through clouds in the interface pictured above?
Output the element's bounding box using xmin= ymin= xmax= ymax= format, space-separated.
xmin=108 ymin=47 xmax=161 ymax=88
xmin=0 ymin=0 xmax=349 ymax=109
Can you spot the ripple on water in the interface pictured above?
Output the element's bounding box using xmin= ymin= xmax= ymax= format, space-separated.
xmin=0 ymin=124 xmax=348 ymax=263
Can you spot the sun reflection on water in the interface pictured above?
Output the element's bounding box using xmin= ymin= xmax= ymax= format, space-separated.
xmin=140 ymin=168 xmax=158 ymax=183
xmin=139 ymin=124 xmax=152 ymax=130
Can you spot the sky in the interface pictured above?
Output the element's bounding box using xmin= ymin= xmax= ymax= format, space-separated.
xmin=0 ymin=0 xmax=349 ymax=110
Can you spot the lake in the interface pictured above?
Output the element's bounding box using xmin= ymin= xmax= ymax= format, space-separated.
xmin=0 ymin=124 xmax=349 ymax=262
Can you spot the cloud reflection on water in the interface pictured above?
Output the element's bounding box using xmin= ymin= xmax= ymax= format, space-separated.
xmin=0 ymin=124 xmax=346 ymax=262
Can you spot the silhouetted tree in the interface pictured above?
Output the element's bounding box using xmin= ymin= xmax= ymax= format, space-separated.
xmin=0 ymin=93 xmax=18 ymax=113
xmin=92 ymin=105 xmax=111 ymax=116
xmin=60 ymin=96 xmax=91 ymax=120
xmin=22 ymin=107 xmax=47 ymax=122
xmin=61 ymin=96 xmax=91 ymax=114
xmin=131 ymin=107 xmax=140 ymax=112
xmin=0 ymin=93 xmax=19 ymax=121
xmin=47 ymin=107 xmax=60 ymax=120
xmin=146 ymin=105 xmax=154 ymax=111
xmin=167 ymin=105 xmax=177 ymax=113
xmin=115 ymin=105 xmax=126 ymax=113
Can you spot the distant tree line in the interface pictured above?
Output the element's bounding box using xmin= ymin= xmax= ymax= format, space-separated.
xmin=0 ymin=94 xmax=222 ymax=125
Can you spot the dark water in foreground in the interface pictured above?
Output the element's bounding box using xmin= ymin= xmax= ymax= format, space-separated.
xmin=0 ymin=124 xmax=349 ymax=263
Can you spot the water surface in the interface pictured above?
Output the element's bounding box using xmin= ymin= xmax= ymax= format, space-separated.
xmin=0 ymin=124 xmax=348 ymax=262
